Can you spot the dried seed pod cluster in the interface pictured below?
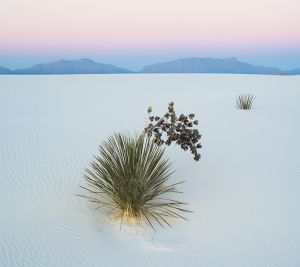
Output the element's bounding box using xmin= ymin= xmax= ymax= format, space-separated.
xmin=144 ymin=102 xmax=202 ymax=161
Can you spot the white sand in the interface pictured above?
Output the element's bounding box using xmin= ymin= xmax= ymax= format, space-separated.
xmin=0 ymin=74 xmax=299 ymax=267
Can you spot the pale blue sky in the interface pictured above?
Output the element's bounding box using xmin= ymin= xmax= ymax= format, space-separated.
xmin=1 ymin=0 xmax=299 ymax=70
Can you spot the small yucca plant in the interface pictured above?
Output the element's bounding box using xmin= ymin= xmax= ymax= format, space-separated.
xmin=80 ymin=133 xmax=189 ymax=230
xmin=236 ymin=94 xmax=255 ymax=110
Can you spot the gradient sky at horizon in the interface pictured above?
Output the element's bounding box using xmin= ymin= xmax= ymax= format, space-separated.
xmin=1 ymin=0 xmax=300 ymax=70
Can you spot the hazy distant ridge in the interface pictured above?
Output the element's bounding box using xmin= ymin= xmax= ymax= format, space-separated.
xmin=141 ymin=57 xmax=283 ymax=74
xmin=285 ymin=68 xmax=300 ymax=75
xmin=0 ymin=66 xmax=12 ymax=74
xmin=14 ymin=59 xmax=132 ymax=74
xmin=1 ymin=57 xmax=300 ymax=75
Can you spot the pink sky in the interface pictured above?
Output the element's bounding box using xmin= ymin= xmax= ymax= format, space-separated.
xmin=1 ymin=0 xmax=299 ymax=69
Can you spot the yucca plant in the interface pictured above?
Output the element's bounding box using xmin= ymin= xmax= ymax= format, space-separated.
xmin=236 ymin=94 xmax=255 ymax=110
xmin=80 ymin=133 xmax=190 ymax=230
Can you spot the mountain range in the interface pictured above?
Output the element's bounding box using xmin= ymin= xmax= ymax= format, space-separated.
xmin=12 ymin=58 xmax=131 ymax=74
xmin=0 ymin=66 xmax=13 ymax=74
xmin=142 ymin=57 xmax=283 ymax=74
xmin=0 ymin=57 xmax=299 ymax=75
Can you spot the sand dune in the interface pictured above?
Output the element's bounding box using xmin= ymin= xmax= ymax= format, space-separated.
xmin=0 ymin=74 xmax=299 ymax=267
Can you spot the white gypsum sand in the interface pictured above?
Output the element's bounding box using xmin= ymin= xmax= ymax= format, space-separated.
xmin=0 ymin=74 xmax=299 ymax=267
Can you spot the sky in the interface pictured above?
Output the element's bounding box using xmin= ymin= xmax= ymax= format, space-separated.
xmin=1 ymin=0 xmax=300 ymax=70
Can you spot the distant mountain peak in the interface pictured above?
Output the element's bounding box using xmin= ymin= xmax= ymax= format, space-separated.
xmin=141 ymin=57 xmax=282 ymax=74
xmin=224 ymin=57 xmax=238 ymax=61
xmin=0 ymin=66 xmax=12 ymax=74
xmin=13 ymin=58 xmax=132 ymax=75
xmin=79 ymin=58 xmax=94 ymax=63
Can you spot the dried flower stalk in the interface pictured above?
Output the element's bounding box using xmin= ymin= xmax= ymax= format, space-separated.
xmin=144 ymin=102 xmax=202 ymax=161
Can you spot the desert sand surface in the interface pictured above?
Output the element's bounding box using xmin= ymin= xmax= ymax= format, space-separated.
xmin=0 ymin=74 xmax=299 ymax=267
